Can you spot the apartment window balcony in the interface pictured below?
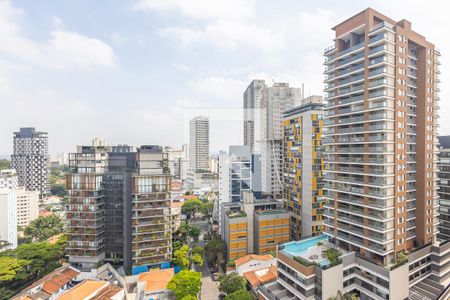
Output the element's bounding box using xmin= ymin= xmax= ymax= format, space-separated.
xmin=327 ymin=94 xmax=364 ymax=108
xmin=338 ymin=41 xmax=365 ymax=57
xmin=339 ymin=74 xmax=365 ymax=88
xmin=369 ymin=21 xmax=394 ymax=33
xmin=368 ymin=45 xmax=388 ymax=56
xmin=369 ymin=55 xmax=390 ymax=66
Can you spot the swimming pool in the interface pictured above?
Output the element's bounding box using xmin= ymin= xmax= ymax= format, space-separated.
xmin=281 ymin=235 xmax=327 ymax=257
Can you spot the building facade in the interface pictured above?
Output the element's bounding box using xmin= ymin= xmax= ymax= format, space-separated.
xmin=66 ymin=142 xmax=172 ymax=272
xmin=222 ymin=193 xmax=289 ymax=260
xmin=283 ymin=96 xmax=325 ymax=240
xmin=189 ymin=116 xmax=209 ymax=171
xmin=16 ymin=187 xmax=39 ymax=227
xmin=322 ymin=8 xmax=440 ymax=267
xmin=218 ymin=146 xmax=252 ymax=231
xmin=244 ymin=80 xmax=302 ymax=197
xmin=11 ymin=127 xmax=50 ymax=199
xmin=438 ymin=136 xmax=450 ymax=241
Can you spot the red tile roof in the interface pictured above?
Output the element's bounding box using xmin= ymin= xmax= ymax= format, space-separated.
xmin=235 ymin=254 xmax=274 ymax=267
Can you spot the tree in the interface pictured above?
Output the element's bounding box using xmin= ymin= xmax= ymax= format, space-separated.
xmin=200 ymin=202 xmax=214 ymax=217
xmin=0 ymin=256 xmax=30 ymax=281
xmin=24 ymin=215 xmax=64 ymax=241
xmin=181 ymin=295 xmax=197 ymax=300
xmin=167 ymin=270 xmax=201 ymax=300
xmin=176 ymin=223 xmax=200 ymax=244
xmin=0 ymin=160 xmax=11 ymax=171
xmin=204 ymin=238 xmax=227 ymax=272
xmin=225 ymin=289 xmax=253 ymax=300
xmin=173 ymin=245 xmax=190 ymax=269
xmin=192 ymin=253 xmax=203 ymax=267
xmin=219 ymin=272 xmax=246 ymax=295
xmin=4 ymin=242 xmax=63 ymax=278
xmin=192 ymin=246 xmax=204 ymax=256
xmin=51 ymin=184 xmax=67 ymax=197
xmin=181 ymin=199 xmax=203 ymax=220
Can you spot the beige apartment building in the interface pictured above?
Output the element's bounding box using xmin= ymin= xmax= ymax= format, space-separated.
xmin=16 ymin=187 xmax=39 ymax=227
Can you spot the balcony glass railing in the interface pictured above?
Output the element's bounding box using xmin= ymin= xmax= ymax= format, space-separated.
xmin=339 ymin=41 xmax=365 ymax=56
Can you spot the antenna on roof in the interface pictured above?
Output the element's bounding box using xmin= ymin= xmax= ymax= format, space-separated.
xmin=301 ymin=83 xmax=305 ymax=99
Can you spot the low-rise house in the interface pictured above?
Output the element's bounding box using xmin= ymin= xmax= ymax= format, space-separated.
xmin=125 ymin=268 xmax=175 ymax=300
xmin=235 ymin=254 xmax=276 ymax=275
xmin=12 ymin=266 xmax=80 ymax=300
xmin=56 ymin=280 xmax=123 ymax=300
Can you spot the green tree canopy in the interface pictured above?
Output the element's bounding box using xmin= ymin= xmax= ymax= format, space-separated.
xmin=192 ymin=246 xmax=204 ymax=256
xmin=51 ymin=184 xmax=67 ymax=197
xmin=0 ymin=256 xmax=30 ymax=282
xmin=176 ymin=223 xmax=200 ymax=244
xmin=192 ymin=253 xmax=203 ymax=267
xmin=225 ymin=289 xmax=253 ymax=300
xmin=181 ymin=295 xmax=197 ymax=300
xmin=24 ymin=215 xmax=64 ymax=242
xmin=3 ymin=242 xmax=63 ymax=278
xmin=0 ymin=160 xmax=11 ymax=171
xmin=219 ymin=272 xmax=247 ymax=295
xmin=204 ymin=238 xmax=227 ymax=272
xmin=200 ymin=202 xmax=214 ymax=217
xmin=167 ymin=270 xmax=202 ymax=300
xmin=181 ymin=198 xmax=203 ymax=219
xmin=173 ymin=245 xmax=190 ymax=269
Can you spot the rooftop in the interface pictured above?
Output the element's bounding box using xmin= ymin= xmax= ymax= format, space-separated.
xmin=235 ymin=254 xmax=274 ymax=267
xmin=243 ymin=265 xmax=277 ymax=288
xmin=57 ymin=280 xmax=108 ymax=300
xmin=280 ymin=235 xmax=344 ymax=269
xmin=12 ymin=266 xmax=80 ymax=300
xmin=137 ymin=268 xmax=174 ymax=293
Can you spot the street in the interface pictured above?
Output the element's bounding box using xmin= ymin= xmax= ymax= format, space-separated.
xmin=200 ymin=255 xmax=220 ymax=300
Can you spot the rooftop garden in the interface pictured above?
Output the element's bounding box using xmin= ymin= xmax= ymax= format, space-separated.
xmin=226 ymin=210 xmax=247 ymax=218
xmin=390 ymin=251 xmax=408 ymax=270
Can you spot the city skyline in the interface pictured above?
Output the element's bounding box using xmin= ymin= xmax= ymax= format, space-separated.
xmin=1 ymin=0 xmax=449 ymax=155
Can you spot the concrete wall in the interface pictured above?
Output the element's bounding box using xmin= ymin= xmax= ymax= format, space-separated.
xmin=389 ymin=263 xmax=409 ymax=300
xmin=321 ymin=264 xmax=344 ymax=300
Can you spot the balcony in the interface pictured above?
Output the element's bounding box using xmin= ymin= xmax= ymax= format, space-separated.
xmin=338 ymin=41 xmax=365 ymax=57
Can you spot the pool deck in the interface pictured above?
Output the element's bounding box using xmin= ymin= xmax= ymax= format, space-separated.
xmin=281 ymin=238 xmax=348 ymax=264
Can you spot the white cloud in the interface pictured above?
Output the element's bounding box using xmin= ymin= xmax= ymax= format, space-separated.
xmin=171 ymin=63 xmax=191 ymax=72
xmin=190 ymin=76 xmax=245 ymax=99
xmin=161 ymin=20 xmax=286 ymax=52
xmin=133 ymin=0 xmax=255 ymax=21
xmin=0 ymin=0 xmax=117 ymax=69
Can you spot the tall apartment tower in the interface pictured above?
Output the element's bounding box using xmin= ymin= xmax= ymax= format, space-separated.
xmin=323 ymin=8 xmax=440 ymax=265
xmin=437 ymin=136 xmax=450 ymax=241
xmin=66 ymin=142 xmax=172 ymax=272
xmin=218 ymin=146 xmax=252 ymax=234
xmin=66 ymin=144 xmax=109 ymax=270
xmin=0 ymin=169 xmax=18 ymax=250
xmin=11 ymin=127 xmax=50 ymax=199
xmin=189 ymin=116 xmax=209 ymax=171
xmin=243 ymin=80 xmax=302 ymax=197
xmin=282 ymin=96 xmax=325 ymax=240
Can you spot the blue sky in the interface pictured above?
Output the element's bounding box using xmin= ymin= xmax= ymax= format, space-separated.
xmin=0 ymin=0 xmax=449 ymax=155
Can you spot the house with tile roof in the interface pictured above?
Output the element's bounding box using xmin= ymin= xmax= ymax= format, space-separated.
xmin=11 ymin=266 xmax=80 ymax=300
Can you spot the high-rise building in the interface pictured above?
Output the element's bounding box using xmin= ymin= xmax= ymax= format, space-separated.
xmin=0 ymin=188 xmax=17 ymax=250
xmin=0 ymin=170 xmax=39 ymax=228
xmin=322 ymin=7 xmax=440 ymax=265
xmin=0 ymin=169 xmax=18 ymax=250
xmin=11 ymin=127 xmax=50 ymax=199
xmin=244 ymin=80 xmax=302 ymax=197
xmin=222 ymin=192 xmax=289 ymax=260
xmin=165 ymin=146 xmax=188 ymax=181
xmin=282 ymin=96 xmax=325 ymax=240
xmin=437 ymin=136 xmax=450 ymax=241
xmin=189 ymin=116 xmax=209 ymax=171
xmin=16 ymin=187 xmax=39 ymax=227
xmin=66 ymin=141 xmax=172 ymax=272
xmin=218 ymin=146 xmax=252 ymax=233
xmin=259 ymin=8 xmax=449 ymax=300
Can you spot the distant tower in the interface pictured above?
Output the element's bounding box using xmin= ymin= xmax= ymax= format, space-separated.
xmin=11 ymin=128 xmax=49 ymax=200
xmin=189 ymin=116 xmax=209 ymax=171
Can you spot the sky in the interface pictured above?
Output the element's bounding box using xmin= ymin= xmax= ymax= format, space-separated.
xmin=0 ymin=0 xmax=449 ymax=156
